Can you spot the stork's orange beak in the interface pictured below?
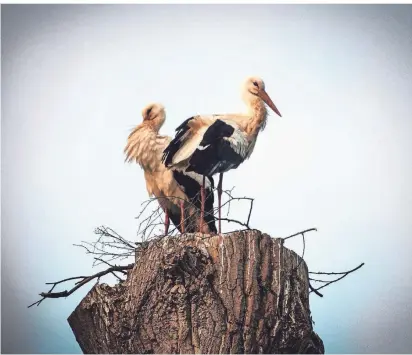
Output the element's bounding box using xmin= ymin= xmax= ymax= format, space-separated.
xmin=258 ymin=89 xmax=282 ymax=117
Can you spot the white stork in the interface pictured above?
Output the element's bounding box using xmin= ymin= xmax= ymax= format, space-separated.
xmin=162 ymin=76 xmax=282 ymax=233
xmin=124 ymin=103 xmax=217 ymax=235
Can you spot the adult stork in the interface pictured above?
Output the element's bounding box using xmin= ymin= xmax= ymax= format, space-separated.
xmin=162 ymin=76 xmax=282 ymax=233
xmin=124 ymin=102 xmax=217 ymax=235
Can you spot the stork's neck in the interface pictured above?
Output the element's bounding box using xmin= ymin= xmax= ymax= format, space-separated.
xmin=244 ymin=97 xmax=268 ymax=138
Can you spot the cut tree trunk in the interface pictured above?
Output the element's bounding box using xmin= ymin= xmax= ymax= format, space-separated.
xmin=68 ymin=230 xmax=324 ymax=354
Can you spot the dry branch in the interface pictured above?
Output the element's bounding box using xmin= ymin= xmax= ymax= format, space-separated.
xmin=281 ymin=227 xmax=364 ymax=297
xmin=28 ymin=263 xmax=134 ymax=308
xmin=308 ymin=263 xmax=365 ymax=295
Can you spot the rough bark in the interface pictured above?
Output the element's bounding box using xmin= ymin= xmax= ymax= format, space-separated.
xmin=68 ymin=230 xmax=324 ymax=354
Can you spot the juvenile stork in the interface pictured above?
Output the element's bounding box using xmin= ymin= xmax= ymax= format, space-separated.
xmin=124 ymin=103 xmax=217 ymax=235
xmin=162 ymin=76 xmax=282 ymax=233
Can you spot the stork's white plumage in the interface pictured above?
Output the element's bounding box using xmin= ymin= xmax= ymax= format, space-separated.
xmin=125 ymin=103 xmax=217 ymax=235
xmin=162 ymin=76 xmax=282 ymax=233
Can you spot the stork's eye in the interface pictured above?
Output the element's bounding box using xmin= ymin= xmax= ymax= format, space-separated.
xmin=253 ymin=81 xmax=258 ymax=87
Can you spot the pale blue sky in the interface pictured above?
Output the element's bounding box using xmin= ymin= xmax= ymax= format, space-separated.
xmin=2 ymin=4 xmax=412 ymax=353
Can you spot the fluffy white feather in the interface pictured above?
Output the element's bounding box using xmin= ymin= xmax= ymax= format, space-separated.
xmin=171 ymin=125 xmax=209 ymax=165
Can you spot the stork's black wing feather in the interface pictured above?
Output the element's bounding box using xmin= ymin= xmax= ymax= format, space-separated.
xmin=186 ymin=120 xmax=244 ymax=176
xmin=162 ymin=116 xmax=195 ymax=167
xmin=198 ymin=119 xmax=235 ymax=147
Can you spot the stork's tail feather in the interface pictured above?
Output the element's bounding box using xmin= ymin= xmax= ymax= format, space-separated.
xmin=171 ymin=171 xmax=217 ymax=234
xmin=167 ymin=208 xmax=184 ymax=234
xmin=203 ymin=187 xmax=217 ymax=234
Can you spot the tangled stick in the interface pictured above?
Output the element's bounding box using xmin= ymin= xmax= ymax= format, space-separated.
xmin=29 ymin=189 xmax=365 ymax=307
xmin=28 ymin=262 xmax=134 ymax=308
xmin=282 ymin=228 xmax=365 ymax=297
xmin=308 ymin=263 xmax=365 ymax=296
xmin=28 ymin=188 xmax=254 ymax=307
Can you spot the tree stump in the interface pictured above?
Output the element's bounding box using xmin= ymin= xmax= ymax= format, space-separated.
xmin=68 ymin=230 xmax=324 ymax=354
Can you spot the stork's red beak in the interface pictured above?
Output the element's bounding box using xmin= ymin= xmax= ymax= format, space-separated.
xmin=259 ymin=90 xmax=282 ymax=117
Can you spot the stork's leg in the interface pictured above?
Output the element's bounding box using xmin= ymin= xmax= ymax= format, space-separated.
xmin=200 ymin=175 xmax=205 ymax=232
xmin=217 ymin=173 xmax=223 ymax=234
xmin=180 ymin=200 xmax=185 ymax=233
xmin=164 ymin=210 xmax=170 ymax=236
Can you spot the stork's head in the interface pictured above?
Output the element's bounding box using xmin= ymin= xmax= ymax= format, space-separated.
xmin=141 ymin=102 xmax=166 ymax=132
xmin=243 ymin=76 xmax=282 ymax=117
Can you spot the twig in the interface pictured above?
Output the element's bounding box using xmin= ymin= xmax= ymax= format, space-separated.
xmin=246 ymin=199 xmax=254 ymax=226
xmin=28 ymin=263 xmax=134 ymax=308
xmin=309 ymin=282 xmax=324 ymax=297
xmin=283 ymin=228 xmax=317 ymax=240
xmin=309 ymin=263 xmax=365 ymax=294
xmin=309 ymin=263 xmax=365 ymax=275
xmin=93 ymin=258 xmax=128 ymax=275
xmin=282 ymin=227 xmax=363 ymax=296
xmin=109 ymin=271 xmax=123 ymax=282
xmin=308 ymin=277 xmax=330 ymax=283
xmin=216 ymin=217 xmax=250 ymax=229
xmin=94 ymin=226 xmax=136 ymax=250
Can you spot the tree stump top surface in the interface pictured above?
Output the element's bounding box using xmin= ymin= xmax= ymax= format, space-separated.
xmin=68 ymin=230 xmax=324 ymax=354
